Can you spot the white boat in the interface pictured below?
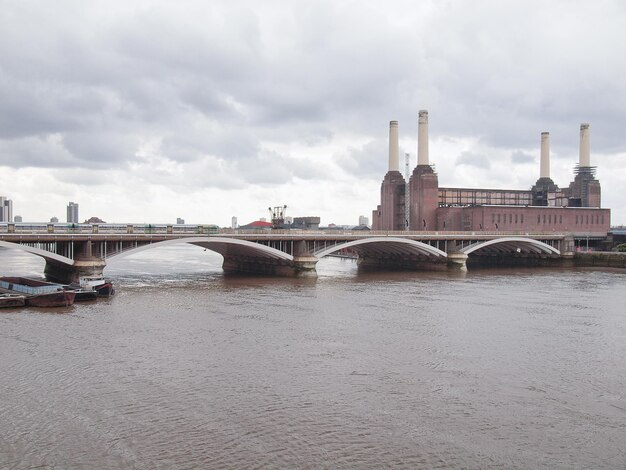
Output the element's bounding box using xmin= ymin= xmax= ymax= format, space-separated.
xmin=79 ymin=276 xmax=115 ymax=297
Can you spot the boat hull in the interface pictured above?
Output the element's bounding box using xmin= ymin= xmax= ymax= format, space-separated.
xmin=25 ymin=290 xmax=76 ymax=308
xmin=0 ymin=294 xmax=26 ymax=308
xmin=94 ymin=282 xmax=115 ymax=297
xmin=72 ymin=289 xmax=98 ymax=301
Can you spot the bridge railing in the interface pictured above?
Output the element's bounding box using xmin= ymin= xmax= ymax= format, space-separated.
xmin=0 ymin=223 xmax=609 ymax=239
xmin=0 ymin=223 xmax=220 ymax=235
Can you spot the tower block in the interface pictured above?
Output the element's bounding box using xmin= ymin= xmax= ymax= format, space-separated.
xmin=409 ymin=110 xmax=438 ymax=230
xmin=373 ymin=121 xmax=406 ymax=230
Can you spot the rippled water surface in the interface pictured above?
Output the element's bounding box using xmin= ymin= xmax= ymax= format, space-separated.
xmin=1 ymin=245 xmax=625 ymax=468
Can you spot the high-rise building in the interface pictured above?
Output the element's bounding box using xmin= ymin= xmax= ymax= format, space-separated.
xmin=358 ymin=215 xmax=369 ymax=227
xmin=67 ymin=202 xmax=79 ymax=224
xmin=231 ymin=216 xmax=238 ymax=229
xmin=14 ymin=215 xmax=22 ymax=222
xmin=176 ymin=217 xmax=185 ymax=224
xmin=0 ymin=196 xmax=13 ymax=222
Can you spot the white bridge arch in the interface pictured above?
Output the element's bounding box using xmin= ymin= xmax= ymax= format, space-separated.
xmin=314 ymin=237 xmax=448 ymax=259
xmin=460 ymin=237 xmax=560 ymax=256
xmin=106 ymin=237 xmax=295 ymax=262
xmin=0 ymin=240 xmax=75 ymax=265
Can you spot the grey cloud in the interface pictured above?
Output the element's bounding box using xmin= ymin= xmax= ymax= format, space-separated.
xmin=0 ymin=135 xmax=76 ymax=168
xmin=334 ymin=139 xmax=388 ymax=179
xmin=511 ymin=151 xmax=535 ymax=164
xmin=1 ymin=0 xmax=625 ymax=187
xmin=456 ymin=151 xmax=491 ymax=169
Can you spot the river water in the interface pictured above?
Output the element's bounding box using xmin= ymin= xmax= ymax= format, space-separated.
xmin=1 ymin=245 xmax=625 ymax=469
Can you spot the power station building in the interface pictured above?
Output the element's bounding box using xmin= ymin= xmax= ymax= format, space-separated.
xmin=372 ymin=111 xmax=610 ymax=236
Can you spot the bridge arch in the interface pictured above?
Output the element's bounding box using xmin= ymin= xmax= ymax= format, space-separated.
xmin=460 ymin=237 xmax=560 ymax=256
xmin=105 ymin=237 xmax=294 ymax=262
xmin=0 ymin=240 xmax=74 ymax=265
xmin=314 ymin=237 xmax=447 ymax=259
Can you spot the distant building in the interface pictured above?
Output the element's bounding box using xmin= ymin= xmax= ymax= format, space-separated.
xmin=239 ymin=220 xmax=273 ymax=230
xmin=373 ymin=112 xmax=610 ymax=236
xmin=85 ymin=216 xmax=106 ymax=224
xmin=358 ymin=215 xmax=369 ymax=227
xmin=176 ymin=217 xmax=185 ymax=224
xmin=0 ymin=196 xmax=13 ymax=222
xmin=50 ymin=217 xmax=59 ymax=223
xmin=231 ymin=216 xmax=238 ymax=229
xmin=67 ymin=202 xmax=79 ymax=224
xmin=292 ymin=217 xmax=320 ymax=230
xmin=13 ymin=215 xmax=22 ymax=222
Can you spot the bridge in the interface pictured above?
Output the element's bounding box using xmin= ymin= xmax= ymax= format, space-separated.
xmin=0 ymin=223 xmax=576 ymax=282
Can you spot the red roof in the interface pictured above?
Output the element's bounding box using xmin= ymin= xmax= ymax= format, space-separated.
xmin=242 ymin=220 xmax=272 ymax=228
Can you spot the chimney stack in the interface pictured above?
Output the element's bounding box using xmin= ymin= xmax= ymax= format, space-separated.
xmin=540 ymin=132 xmax=550 ymax=178
xmin=579 ymin=123 xmax=591 ymax=167
xmin=388 ymin=121 xmax=399 ymax=172
xmin=417 ymin=110 xmax=429 ymax=166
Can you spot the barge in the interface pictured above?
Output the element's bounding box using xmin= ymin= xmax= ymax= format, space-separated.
xmin=0 ymin=277 xmax=76 ymax=307
xmin=0 ymin=293 xmax=26 ymax=308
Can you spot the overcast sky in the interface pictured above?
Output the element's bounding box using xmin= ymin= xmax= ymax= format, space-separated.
xmin=1 ymin=0 xmax=625 ymax=226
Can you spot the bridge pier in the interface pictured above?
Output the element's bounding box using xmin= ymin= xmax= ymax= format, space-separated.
xmin=446 ymin=252 xmax=468 ymax=270
xmin=44 ymin=257 xmax=107 ymax=284
xmin=292 ymin=256 xmax=319 ymax=277
xmin=357 ymin=254 xmax=448 ymax=272
xmin=222 ymin=255 xmax=319 ymax=277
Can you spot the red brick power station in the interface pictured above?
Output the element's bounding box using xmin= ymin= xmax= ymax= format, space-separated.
xmin=372 ymin=111 xmax=610 ymax=236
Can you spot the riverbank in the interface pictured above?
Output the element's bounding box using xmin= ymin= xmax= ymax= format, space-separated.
xmin=574 ymin=251 xmax=626 ymax=268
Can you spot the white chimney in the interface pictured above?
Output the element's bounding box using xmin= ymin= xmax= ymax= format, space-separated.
xmin=388 ymin=121 xmax=399 ymax=172
xmin=540 ymin=132 xmax=550 ymax=178
xmin=579 ymin=123 xmax=590 ymax=167
xmin=418 ymin=110 xmax=429 ymax=165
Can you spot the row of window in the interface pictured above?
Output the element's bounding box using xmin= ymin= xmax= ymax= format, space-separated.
xmin=537 ymin=214 xmax=563 ymax=225
xmin=489 ymin=212 xmax=605 ymax=226
xmin=491 ymin=213 xmax=525 ymax=224
xmin=575 ymin=214 xmax=604 ymax=225
xmin=440 ymin=189 xmax=531 ymax=206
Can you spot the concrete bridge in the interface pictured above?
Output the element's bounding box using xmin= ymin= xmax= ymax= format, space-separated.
xmin=0 ymin=223 xmax=576 ymax=282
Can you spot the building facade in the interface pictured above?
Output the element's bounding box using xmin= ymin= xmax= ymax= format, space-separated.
xmin=67 ymin=202 xmax=79 ymax=224
xmin=372 ymin=111 xmax=610 ymax=236
xmin=0 ymin=196 xmax=13 ymax=222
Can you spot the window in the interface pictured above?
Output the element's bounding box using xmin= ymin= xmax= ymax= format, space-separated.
xmin=559 ymin=215 xmax=562 ymax=224
xmin=515 ymin=214 xmax=518 ymax=223
xmin=521 ymin=214 xmax=524 ymax=224
xmin=509 ymin=214 xmax=512 ymax=223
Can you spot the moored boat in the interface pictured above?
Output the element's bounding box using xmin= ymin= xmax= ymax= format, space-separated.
xmin=0 ymin=277 xmax=76 ymax=307
xmin=64 ymin=285 xmax=98 ymax=302
xmin=0 ymin=293 xmax=26 ymax=308
xmin=80 ymin=276 xmax=115 ymax=297
xmin=26 ymin=290 xmax=76 ymax=307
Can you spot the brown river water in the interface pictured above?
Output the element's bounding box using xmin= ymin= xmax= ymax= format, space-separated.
xmin=1 ymin=245 xmax=625 ymax=469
